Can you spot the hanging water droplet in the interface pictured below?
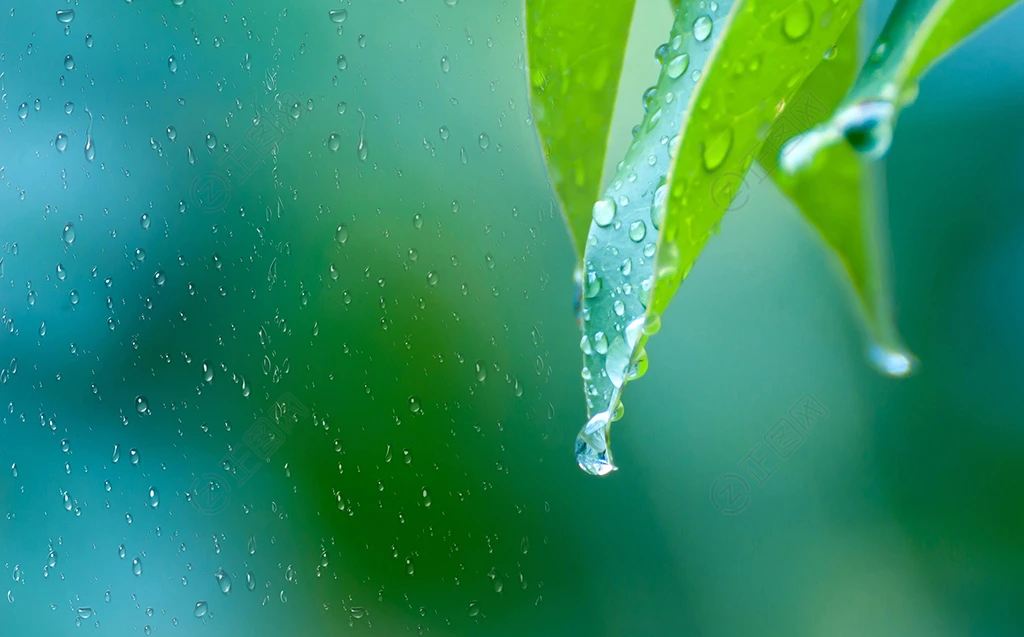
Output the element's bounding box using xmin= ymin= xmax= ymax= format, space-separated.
xmin=592 ymin=198 xmax=616 ymax=227
xmin=692 ymin=16 xmax=713 ymax=42
xmin=335 ymin=224 xmax=349 ymax=245
xmin=147 ymin=487 xmax=160 ymax=508
xmin=168 ymin=55 xmax=177 ymax=73
xmin=132 ymin=557 xmax=143 ymax=576
xmin=69 ymin=289 xmax=80 ymax=306
xmin=129 ymin=448 xmax=140 ymax=466
xmin=328 ymin=133 xmax=341 ymax=152
xmin=166 ymin=126 xmax=177 ymax=141
xmin=205 ymin=133 xmax=217 ymax=149
xmin=440 ymin=55 xmax=450 ymax=73
xmin=64 ymin=55 xmax=75 ymax=71
xmin=55 ymin=133 xmax=69 ymax=152
xmin=867 ymin=344 xmax=918 ymax=378
xmin=336 ymin=55 xmax=348 ymax=71
xmin=84 ymin=137 xmax=95 ymax=162
xmin=248 ymin=536 xmax=256 ymax=555
xmin=478 ymin=133 xmax=490 ymax=150
xmin=62 ymin=223 xmax=76 ymax=245
xmin=575 ymin=411 xmax=616 ymax=476
xmin=140 ymin=213 xmax=151 ymax=230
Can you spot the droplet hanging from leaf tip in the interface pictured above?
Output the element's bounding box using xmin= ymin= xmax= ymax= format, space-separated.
xmin=867 ymin=344 xmax=919 ymax=378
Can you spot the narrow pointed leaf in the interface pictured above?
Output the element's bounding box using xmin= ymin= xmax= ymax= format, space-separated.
xmin=574 ymin=0 xmax=861 ymax=475
xmin=781 ymin=0 xmax=1022 ymax=171
xmin=525 ymin=0 xmax=638 ymax=261
xmin=759 ymin=15 xmax=917 ymax=375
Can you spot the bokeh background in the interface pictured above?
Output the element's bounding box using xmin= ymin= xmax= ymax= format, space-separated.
xmin=1 ymin=1 xmax=1022 ymax=635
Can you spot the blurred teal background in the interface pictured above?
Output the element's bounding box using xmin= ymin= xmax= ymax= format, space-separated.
xmin=1 ymin=1 xmax=1022 ymax=635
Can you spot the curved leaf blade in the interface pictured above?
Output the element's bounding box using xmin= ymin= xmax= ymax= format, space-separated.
xmin=782 ymin=0 xmax=1022 ymax=171
xmin=574 ymin=0 xmax=861 ymax=475
xmin=525 ymin=0 xmax=638 ymax=261
xmin=760 ymin=15 xmax=918 ymax=376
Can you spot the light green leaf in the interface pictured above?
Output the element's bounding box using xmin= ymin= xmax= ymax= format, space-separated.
xmin=574 ymin=0 xmax=860 ymax=475
xmin=525 ymin=0 xmax=638 ymax=261
xmin=759 ymin=14 xmax=917 ymax=376
xmin=781 ymin=0 xmax=1022 ymax=171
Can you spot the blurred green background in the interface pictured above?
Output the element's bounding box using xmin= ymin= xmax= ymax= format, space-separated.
xmin=1 ymin=1 xmax=1022 ymax=635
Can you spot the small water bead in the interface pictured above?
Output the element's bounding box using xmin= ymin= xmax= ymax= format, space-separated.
xmin=702 ymin=127 xmax=733 ymax=171
xmin=439 ymin=126 xmax=450 ymax=141
xmin=335 ymin=224 xmax=349 ymax=245
xmin=592 ymin=198 xmax=616 ymax=227
xmin=440 ymin=56 xmax=450 ymax=73
xmin=205 ymin=133 xmax=217 ymax=149
xmin=140 ymin=213 xmax=151 ymax=230
xmin=154 ymin=270 xmax=166 ymax=286
xmin=56 ymin=9 xmax=75 ymax=23
xmin=194 ymin=601 xmax=208 ymax=618
xmin=593 ymin=331 xmax=609 ymax=355
xmin=628 ymin=220 xmax=647 ymax=242
xmin=823 ymin=45 xmax=838 ymax=60
xmin=328 ymin=133 xmax=341 ymax=152
xmin=129 ymin=448 xmax=140 ymax=465
xmin=692 ymin=15 xmax=713 ymax=42
xmin=147 ymin=487 xmax=160 ymax=508
xmin=62 ymin=222 xmax=76 ymax=244
xmin=69 ymin=289 xmax=80 ymax=305
xmin=478 ymin=133 xmax=489 ymax=150
xmin=584 ymin=271 xmax=602 ymax=299
xmin=64 ymin=101 xmax=75 ymax=115
xmin=56 ymin=133 xmax=69 ymax=152
xmin=132 ymin=557 xmax=143 ymax=576
xmin=408 ymin=396 xmax=422 ymax=414
xmin=328 ymin=8 xmax=347 ymax=23
xmin=168 ymin=56 xmax=178 ymax=73
xmin=426 ymin=270 xmax=439 ymax=286
xmin=666 ymin=54 xmax=689 ymax=80
xmin=64 ymin=55 xmax=75 ymax=71
xmin=167 ymin=126 xmax=177 ymax=141
xmin=337 ymin=55 xmax=348 ymax=70
xmin=654 ymin=43 xmax=669 ymax=64
xmin=215 ymin=568 xmax=232 ymax=593
xmin=783 ymin=2 xmax=813 ymax=41
xmin=642 ymin=86 xmax=657 ymax=112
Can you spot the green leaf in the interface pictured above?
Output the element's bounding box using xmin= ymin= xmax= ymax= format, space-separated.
xmin=525 ymin=0 xmax=638 ymax=262
xmin=574 ymin=0 xmax=860 ymax=475
xmin=781 ymin=0 xmax=1022 ymax=171
xmin=759 ymin=14 xmax=917 ymax=376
